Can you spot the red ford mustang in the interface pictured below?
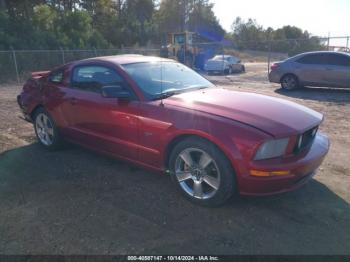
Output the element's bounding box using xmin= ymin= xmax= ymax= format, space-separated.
xmin=17 ymin=55 xmax=330 ymax=206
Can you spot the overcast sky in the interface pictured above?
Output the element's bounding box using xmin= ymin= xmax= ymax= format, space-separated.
xmin=212 ymin=0 xmax=350 ymax=37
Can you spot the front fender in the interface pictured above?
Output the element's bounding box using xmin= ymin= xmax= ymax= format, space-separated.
xmin=161 ymin=113 xmax=271 ymax=178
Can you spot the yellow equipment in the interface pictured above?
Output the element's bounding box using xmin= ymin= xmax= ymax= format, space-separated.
xmin=167 ymin=31 xmax=198 ymax=67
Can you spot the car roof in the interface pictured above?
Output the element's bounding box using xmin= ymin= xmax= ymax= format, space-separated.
xmin=286 ymin=51 xmax=350 ymax=62
xmin=214 ymin=55 xmax=234 ymax=58
xmin=295 ymin=51 xmax=350 ymax=57
xmin=81 ymin=54 xmax=175 ymax=65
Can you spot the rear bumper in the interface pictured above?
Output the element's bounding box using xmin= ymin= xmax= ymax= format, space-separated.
xmin=268 ymin=71 xmax=281 ymax=83
xmin=17 ymin=94 xmax=32 ymax=122
xmin=238 ymin=133 xmax=330 ymax=196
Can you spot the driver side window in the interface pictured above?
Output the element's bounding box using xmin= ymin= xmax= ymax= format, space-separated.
xmin=71 ymin=65 xmax=124 ymax=93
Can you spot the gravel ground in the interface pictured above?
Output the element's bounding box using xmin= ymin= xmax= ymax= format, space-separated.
xmin=0 ymin=63 xmax=349 ymax=255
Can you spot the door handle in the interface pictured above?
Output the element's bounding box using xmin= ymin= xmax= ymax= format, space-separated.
xmin=69 ymin=97 xmax=78 ymax=105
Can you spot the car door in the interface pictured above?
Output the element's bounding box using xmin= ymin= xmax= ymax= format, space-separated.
xmin=65 ymin=64 xmax=140 ymax=161
xmin=323 ymin=53 xmax=350 ymax=88
xmin=295 ymin=53 xmax=330 ymax=86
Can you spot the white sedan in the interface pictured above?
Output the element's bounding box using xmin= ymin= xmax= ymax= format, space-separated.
xmin=204 ymin=55 xmax=245 ymax=75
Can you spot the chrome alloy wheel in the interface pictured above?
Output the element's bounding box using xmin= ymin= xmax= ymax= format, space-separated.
xmin=175 ymin=148 xmax=221 ymax=200
xmin=35 ymin=113 xmax=54 ymax=146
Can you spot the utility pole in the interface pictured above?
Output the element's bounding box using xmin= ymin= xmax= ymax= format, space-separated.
xmin=327 ymin=32 xmax=330 ymax=51
xmin=180 ymin=0 xmax=191 ymax=32
xmin=184 ymin=0 xmax=190 ymax=31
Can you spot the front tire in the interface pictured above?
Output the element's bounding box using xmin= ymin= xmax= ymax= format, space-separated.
xmin=281 ymin=74 xmax=299 ymax=90
xmin=33 ymin=108 xmax=62 ymax=150
xmin=169 ymin=137 xmax=235 ymax=207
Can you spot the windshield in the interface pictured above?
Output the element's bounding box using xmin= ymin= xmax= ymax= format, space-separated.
xmin=213 ymin=55 xmax=228 ymax=61
xmin=123 ymin=62 xmax=215 ymax=100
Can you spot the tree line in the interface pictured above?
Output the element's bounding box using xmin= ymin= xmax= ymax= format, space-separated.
xmin=230 ymin=17 xmax=325 ymax=56
xmin=0 ymin=0 xmax=324 ymax=55
xmin=0 ymin=0 xmax=224 ymax=49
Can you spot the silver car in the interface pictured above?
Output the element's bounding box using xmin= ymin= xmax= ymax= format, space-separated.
xmin=204 ymin=55 xmax=245 ymax=75
xmin=269 ymin=51 xmax=350 ymax=90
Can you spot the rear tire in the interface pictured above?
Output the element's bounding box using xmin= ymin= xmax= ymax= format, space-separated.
xmin=169 ymin=137 xmax=236 ymax=207
xmin=241 ymin=65 xmax=246 ymax=73
xmin=33 ymin=108 xmax=63 ymax=150
xmin=281 ymin=74 xmax=299 ymax=90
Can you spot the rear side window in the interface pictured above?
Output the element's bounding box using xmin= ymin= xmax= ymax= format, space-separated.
xmin=297 ymin=54 xmax=327 ymax=65
xmin=71 ymin=65 xmax=123 ymax=93
xmin=326 ymin=54 xmax=350 ymax=67
xmin=49 ymin=70 xmax=64 ymax=84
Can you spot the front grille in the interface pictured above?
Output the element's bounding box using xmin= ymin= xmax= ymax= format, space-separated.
xmin=294 ymin=126 xmax=318 ymax=154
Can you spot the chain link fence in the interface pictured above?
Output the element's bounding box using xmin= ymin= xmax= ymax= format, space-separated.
xmin=0 ymin=48 xmax=160 ymax=83
xmin=1 ymin=36 xmax=349 ymax=84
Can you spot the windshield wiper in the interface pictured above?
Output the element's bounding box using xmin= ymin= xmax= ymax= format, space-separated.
xmin=151 ymin=86 xmax=209 ymax=101
xmin=152 ymin=91 xmax=178 ymax=101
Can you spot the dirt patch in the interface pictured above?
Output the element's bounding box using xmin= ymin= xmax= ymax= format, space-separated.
xmin=0 ymin=64 xmax=349 ymax=254
xmin=0 ymin=84 xmax=34 ymax=153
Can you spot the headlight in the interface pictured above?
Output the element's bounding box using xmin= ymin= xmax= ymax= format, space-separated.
xmin=254 ymin=138 xmax=289 ymax=160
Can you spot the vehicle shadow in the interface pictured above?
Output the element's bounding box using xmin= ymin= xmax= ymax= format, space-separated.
xmin=275 ymin=86 xmax=350 ymax=103
xmin=0 ymin=143 xmax=349 ymax=255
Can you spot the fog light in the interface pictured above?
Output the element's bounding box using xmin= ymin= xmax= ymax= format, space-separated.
xmin=250 ymin=170 xmax=290 ymax=177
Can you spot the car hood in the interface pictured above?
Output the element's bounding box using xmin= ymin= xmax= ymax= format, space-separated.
xmin=165 ymin=88 xmax=323 ymax=137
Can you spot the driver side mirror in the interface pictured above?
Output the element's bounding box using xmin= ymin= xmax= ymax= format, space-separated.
xmin=101 ymin=85 xmax=131 ymax=100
